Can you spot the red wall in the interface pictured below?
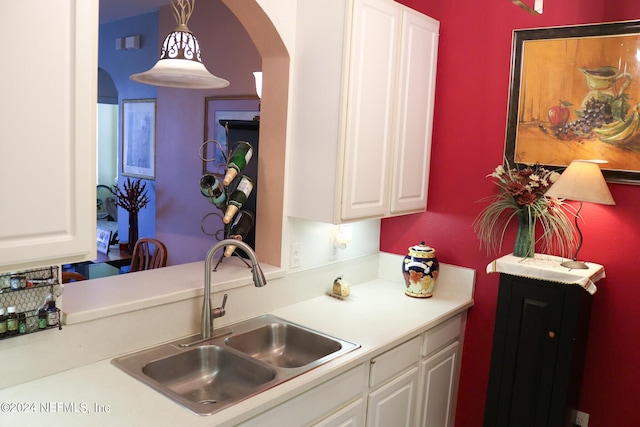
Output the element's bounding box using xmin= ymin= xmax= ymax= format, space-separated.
xmin=382 ymin=1 xmax=640 ymax=425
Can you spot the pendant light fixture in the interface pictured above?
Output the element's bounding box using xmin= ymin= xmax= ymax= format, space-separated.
xmin=131 ymin=0 xmax=230 ymax=89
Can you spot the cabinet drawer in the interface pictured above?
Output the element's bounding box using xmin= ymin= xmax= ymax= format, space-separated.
xmin=422 ymin=315 xmax=462 ymax=357
xmin=238 ymin=364 xmax=366 ymax=427
xmin=369 ymin=336 xmax=420 ymax=388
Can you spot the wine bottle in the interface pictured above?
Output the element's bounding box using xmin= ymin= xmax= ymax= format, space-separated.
xmin=224 ymin=210 xmax=255 ymax=257
xmin=223 ymin=175 xmax=254 ymax=224
xmin=223 ymin=141 xmax=253 ymax=186
xmin=199 ymin=174 xmax=226 ymax=209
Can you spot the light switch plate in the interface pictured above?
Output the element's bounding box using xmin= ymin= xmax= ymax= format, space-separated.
xmin=575 ymin=411 xmax=589 ymax=427
xmin=290 ymin=243 xmax=302 ymax=268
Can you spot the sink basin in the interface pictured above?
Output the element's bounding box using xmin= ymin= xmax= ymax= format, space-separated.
xmin=112 ymin=314 xmax=359 ymax=416
xmin=226 ymin=322 xmax=343 ymax=368
xmin=142 ymin=345 xmax=276 ymax=405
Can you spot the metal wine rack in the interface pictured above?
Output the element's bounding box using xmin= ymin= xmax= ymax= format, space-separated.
xmin=198 ymin=119 xmax=260 ymax=269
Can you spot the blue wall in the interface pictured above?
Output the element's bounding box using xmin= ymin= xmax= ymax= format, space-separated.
xmin=98 ymin=12 xmax=159 ymax=243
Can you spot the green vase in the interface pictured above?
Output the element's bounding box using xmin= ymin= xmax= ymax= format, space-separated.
xmin=513 ymin=211 xmax=535 ymax=257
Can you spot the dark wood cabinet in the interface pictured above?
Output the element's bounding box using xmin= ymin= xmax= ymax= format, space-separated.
xmin=484 ymin=273 xmax=593 ymax=427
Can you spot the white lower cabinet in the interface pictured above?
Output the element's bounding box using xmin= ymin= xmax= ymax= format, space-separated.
xmin=416 ymin=314 xmax=463 ymax=427
xmin=417 ymin=341 xmax=460 ymax=427
xmin=237 ymin=315 xmax=464 ymax=427
xmin=366 ymin=366 xmax=419 ymax=427
xmin=366 ymin=336 xmax=420 ymax=427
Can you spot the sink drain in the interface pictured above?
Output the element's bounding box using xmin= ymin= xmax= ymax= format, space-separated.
xmin=198 ymin=399 xmax=218 ymax=405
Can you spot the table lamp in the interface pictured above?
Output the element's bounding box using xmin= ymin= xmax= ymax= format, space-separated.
xmin=545 ymin=160 xmax=615 ymax=269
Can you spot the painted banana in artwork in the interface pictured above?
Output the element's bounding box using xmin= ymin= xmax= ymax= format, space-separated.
xmin=594 ymin=105 xmax=640 ymax=144
xmin=594 ymin=119 xmax=630 ymax=137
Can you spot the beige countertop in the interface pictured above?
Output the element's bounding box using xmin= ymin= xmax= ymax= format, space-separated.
xmin=0 ymin=261 xmax=474 ymax=426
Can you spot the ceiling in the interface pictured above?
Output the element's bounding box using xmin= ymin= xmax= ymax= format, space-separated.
xmin=99 ymin=0 xmax=171 ymax=24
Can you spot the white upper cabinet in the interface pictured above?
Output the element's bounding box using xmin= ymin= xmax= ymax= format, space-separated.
xmin=289 ymin=0 xmax=439 ymax=224
xmin=341 ymin=0 xmax=400 ymax=220
xmin=391 ymin=9 xmax=439 ymax=214
xmin=0 ymin=0 xmax=98 ymax=272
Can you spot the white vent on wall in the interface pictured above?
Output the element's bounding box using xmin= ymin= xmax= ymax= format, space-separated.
xmin=115 ymin=35 xmax=141 ymax=51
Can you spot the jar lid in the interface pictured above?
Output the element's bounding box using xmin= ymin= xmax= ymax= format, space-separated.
xmin=7 ymin=306 xmax=16 ymax=313
xmin=0 ymin=307 xmax=5 ymax=315
xmin=408 ymin=241 xmax=436 ymax=258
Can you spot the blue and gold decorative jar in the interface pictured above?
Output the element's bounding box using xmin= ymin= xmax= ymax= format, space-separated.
xmin=402 ymin=242 xmax=439 ymax=298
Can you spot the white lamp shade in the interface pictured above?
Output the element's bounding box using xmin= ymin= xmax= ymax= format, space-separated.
xmin=545 ymin=160 xmax=615 ymax=205
xmin=131 ymin=58 xmax=230 ymax=89
xmin=131 ymin=24 xmax=229 ymax=89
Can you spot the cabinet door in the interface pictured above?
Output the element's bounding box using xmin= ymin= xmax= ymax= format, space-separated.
xmin=0 ymin=0 xmax=98 ymax=271
xmin=341 ymin=0 xmax=400 ymax=220
xmin=418 ymin=341 xmax=460 ymax=427
xmin=313 ymin=399 xmax=366 ymax=427
xmin=390 ymin=10 xmax=439 ymax=214
xmin=484 ymin=275 xmax=565 ymax=427
xmin=366 ymin=366 xmax=419 ymax=427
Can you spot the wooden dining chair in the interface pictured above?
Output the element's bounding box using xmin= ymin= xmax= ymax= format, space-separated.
xmin=62 ymin=271 xmax=87 ymax=283
xmin=129 ymin=238 xmax=168 ymax=273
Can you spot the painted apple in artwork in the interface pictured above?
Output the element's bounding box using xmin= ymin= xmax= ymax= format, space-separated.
xmin=548 ymin=100 xmax=571 ymax=126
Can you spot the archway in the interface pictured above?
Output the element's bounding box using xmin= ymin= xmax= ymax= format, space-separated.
xmin=221 ymin=0 xmax=290 ymax=267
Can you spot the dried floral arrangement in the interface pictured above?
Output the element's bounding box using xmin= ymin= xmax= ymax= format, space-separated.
xmin=473 ymin=162 xmax=577 ymax=257
xmin=112 ymin=178 xmax=150 ymax=214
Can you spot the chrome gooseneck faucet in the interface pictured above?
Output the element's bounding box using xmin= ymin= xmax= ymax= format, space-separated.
xmin=202 ymin=239 xmax=266 ymax=339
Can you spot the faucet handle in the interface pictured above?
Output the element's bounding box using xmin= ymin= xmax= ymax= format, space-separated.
xmin=212 ymin=293 xmax=228 ymax=319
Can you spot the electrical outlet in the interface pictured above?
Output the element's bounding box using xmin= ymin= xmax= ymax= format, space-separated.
xmin=575 ymin=410 xmax=589 ymax=427
xmin=290 ymin=243 xmax=302 ymax=268
xmin=328 ymin=239 xmax=338 ymax=261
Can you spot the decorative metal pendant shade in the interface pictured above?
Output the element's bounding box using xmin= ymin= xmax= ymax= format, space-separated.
xmin=131 ymin=0 xmax=229 ymax=89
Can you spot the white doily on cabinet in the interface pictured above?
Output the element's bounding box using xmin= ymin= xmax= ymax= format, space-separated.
xmin=487 ymin=253 xmax=605 ymax=295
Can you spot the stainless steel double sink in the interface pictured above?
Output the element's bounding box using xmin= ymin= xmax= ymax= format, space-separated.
xmin=111 ymin=314 xmax=359 ymax=416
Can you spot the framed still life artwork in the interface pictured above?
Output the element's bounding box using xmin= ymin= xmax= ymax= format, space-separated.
xmin=202 ymin=95 xmax=260 ymax=174
xmin=122 ymin=99 xmax=156 ymax=180
xmin=504 ymin=20 xmax=640 ymax=183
